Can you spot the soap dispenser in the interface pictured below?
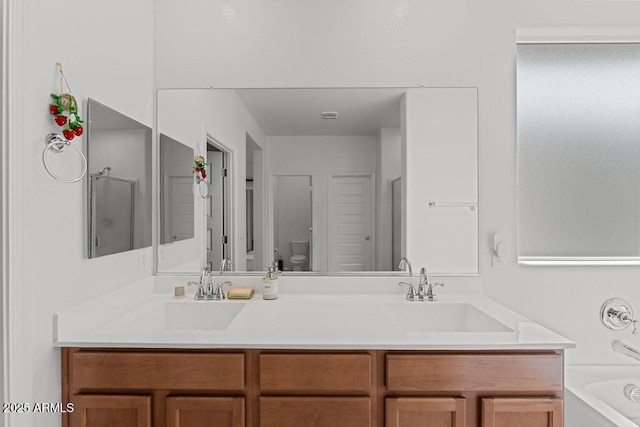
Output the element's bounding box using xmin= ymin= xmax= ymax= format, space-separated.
xmin=263 ymin=262 xmax=279 ymax=300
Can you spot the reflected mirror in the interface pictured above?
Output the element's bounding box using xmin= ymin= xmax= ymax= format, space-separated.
xmin=159 ymin=134 xmax=195 ymax=244
xmin=87 ymin=98 xmax=152 ymax=258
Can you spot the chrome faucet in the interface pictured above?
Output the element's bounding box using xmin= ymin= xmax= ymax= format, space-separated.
xmin=207 ymin=281 xmax=231 ymax=301
xmin=220 ymin=258 xmax=233 ymax=274
xmin=398 ymin=257 xmax=412 ymax=276
xmin=417 ymin=267 xmax=444 ymax=302
xmin=601 ymin=298 xmax=637 ymax=334
xmin=613 ymin=340 xmax=640 ymax=362
xmin=398 ymin=257 xmax=416 ymax=300
xmin=194 ymin=267 xmax=212 ymax=300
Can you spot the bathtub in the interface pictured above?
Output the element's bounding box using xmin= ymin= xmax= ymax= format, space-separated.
xmin=566 ymin=365 xmax=640 ymax=426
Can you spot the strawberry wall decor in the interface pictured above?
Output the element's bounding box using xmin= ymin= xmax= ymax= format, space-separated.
xmin=50 ymin=62 xmax=84 ymax=140
xmin=192 ymin=141 xmax=209 ymax=199
xmin=194 ymin=155 xmax=207 ymax=181
xmin=193 ymin=154 xmax=209 ymax=198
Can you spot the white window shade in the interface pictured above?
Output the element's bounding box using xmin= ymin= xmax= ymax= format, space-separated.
xmin=517 ymin=43 xmax=640 ymax=264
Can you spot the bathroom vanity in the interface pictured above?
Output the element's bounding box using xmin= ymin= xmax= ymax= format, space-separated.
xmin=62 ymin=348 xmax=563 ymax=427
xmin=55 ymin=278 xmax=573 ymax=427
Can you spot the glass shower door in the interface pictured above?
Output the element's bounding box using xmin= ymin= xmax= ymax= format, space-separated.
xmin=90 ymin=175 xmax=136 ymax=257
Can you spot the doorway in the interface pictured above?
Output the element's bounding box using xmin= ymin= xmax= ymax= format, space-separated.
xmin=272 ymin=175 xmax=313 ymax=272
xmin=245 ymin=133 xmax=263 ymax=271
xmin=329 ymin=174 xmax=375 ymax=272
xmin=206 ymin=137 xmax=232 ymax=272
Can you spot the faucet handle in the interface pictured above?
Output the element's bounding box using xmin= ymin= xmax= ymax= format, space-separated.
xmin=601 ymin=298 xmax=637 ymax=334
xmin=194 ymin=284 xmax=207 ymax=300
xmin=399 ymin=281 xmax=417 ymax=301
xmin=212 ymin=281 xmax=232 ymax=300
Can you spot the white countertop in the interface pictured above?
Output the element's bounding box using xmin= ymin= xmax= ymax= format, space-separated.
xmin=54 ymin=277 xmax=574 ymax=350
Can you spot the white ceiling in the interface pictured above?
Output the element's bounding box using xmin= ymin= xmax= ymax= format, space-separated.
xmin=88 ymin=98 xmax=149 ymax=131
xmin=233 ymin=88 xmax=405 ymax=136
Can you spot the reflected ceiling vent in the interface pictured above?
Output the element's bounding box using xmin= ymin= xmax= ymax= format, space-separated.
xmin=321 ymin=112 xmax=339 ymax=120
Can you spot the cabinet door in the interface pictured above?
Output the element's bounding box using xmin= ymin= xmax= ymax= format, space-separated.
xmin=481 ymin=398 xmax=563 ymax=427
xmin=260 ymin=397 xmax=370 ymax=427
xmin=167 ymin=396 xmax=244 ymax=427
xmin=70 ymin=394 xmax=151 ymax=427
xmin=386 ymin=397 xmax=466 ymax=427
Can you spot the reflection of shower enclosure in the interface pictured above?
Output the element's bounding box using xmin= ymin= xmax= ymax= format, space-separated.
xmin=273 ymin=175 xmax=313 ymax=271
xmin=391 ymin=177 xmax=402 ymax=269
xmin=90 ymin=175 xmax=136 ymax=258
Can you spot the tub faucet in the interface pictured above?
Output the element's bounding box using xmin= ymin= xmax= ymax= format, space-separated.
xmin=613 ymin=340 xmax=640 ymax=363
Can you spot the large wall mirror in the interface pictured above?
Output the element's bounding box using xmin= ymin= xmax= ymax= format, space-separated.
xmin=517 ymin=43 xmax=640 ymax=265
xmin=156 ymin=87 xmax=479 ymax=275
xmin=86 ymin=98 xmax=152 ymax=258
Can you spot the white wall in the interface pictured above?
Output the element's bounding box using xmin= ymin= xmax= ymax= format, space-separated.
xmin=154 ymin=0 xmax=640 ymax=364
xmin=0 ymin=0 xmax=5 ymax=423
xmin=4 ymin=0 xmax=154 ymax=425
xmin=265 ymin=135 xmax=377 ymax=272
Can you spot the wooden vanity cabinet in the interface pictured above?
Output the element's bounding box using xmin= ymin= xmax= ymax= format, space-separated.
xmin=257 ymin=352 xmax=375 ymax=427
xmin=385 ymin=352 xmax=563 ymax=427
xmin=62 ymin=348 xmax=247 ymax=427
xmin=62 ymin=348 xmax=564 ymax=427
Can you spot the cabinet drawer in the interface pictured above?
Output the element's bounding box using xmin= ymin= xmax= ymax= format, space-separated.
xmin=386 ymin=354 xmax=562 ymax=393
xmin=260 ymin=397 xmax=370 ymax=427
xmin=71 ymin=351 xmax=245 ymax=391
xmin=259 ymin=353 xmax=371 ymax=394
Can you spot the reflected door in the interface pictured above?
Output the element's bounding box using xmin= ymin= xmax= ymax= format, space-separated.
xmin=164 ymin=176 xmax=194 ymax=243
xmin=329 ymin=175 xmax=374 ymax=272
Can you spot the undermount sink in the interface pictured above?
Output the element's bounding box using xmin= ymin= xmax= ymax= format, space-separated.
xmin=164 ymin=301 xmax=246 ymax=330
xmin=126 ymin=301 xmax=246 ymax=332
xmin=385 ymin=302 xmax=514 ymax=333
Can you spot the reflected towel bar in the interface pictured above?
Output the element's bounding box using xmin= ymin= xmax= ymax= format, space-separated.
xmin=428 ymin=201 xmax=477 ymax=211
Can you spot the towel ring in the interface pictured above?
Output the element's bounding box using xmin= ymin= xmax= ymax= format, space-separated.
xmin=42 ymin=133 xmax=87 ymax=183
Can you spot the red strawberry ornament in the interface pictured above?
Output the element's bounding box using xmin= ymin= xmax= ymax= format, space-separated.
xmin=54 ymin=115 xmax=68 ymax=126
xmin=49 ymin=105 xmax=60 ymax=115
xmin=62 ymin=129 xmax=75 ymax=140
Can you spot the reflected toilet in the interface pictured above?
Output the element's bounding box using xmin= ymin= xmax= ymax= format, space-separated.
xmin=289 ymin=241 xmax=309 ymax=271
